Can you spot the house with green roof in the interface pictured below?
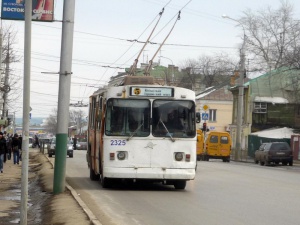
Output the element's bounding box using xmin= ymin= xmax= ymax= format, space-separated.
xmin=230 ymin=67 xmax=300 ymax=158
xmin=248 ymin=68 xmax=300 ymax=131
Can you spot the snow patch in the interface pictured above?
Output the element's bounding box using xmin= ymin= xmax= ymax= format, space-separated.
xmin=254 ymin=96 xmax=288 ymax=104
xmin=251 ymin=127 xmax=296 ymax=139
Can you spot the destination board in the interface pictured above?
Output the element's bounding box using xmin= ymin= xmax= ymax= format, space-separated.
xmin=130 ymin=87 xmax=174 ymax=97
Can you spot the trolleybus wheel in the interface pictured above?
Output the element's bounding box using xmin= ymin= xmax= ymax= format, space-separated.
xmin=101 ymin=176 xmax=112 ymax=188
xmin=174 ymin=180 xmax=186 ymax=190
xmin=90 ymin=167 xmax=100 ymax=181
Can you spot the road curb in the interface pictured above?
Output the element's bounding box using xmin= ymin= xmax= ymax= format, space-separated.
xmin=66 ymin=184 xmax=103 ymax=225
xmin=45 ymin=154 xmax=102 ymax=225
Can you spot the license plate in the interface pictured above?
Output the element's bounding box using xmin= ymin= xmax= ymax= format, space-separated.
xmin=276 ymin=152 xmax=285 ymax=155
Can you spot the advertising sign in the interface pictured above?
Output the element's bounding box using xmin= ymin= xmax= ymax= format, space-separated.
xmin=1 ymin=0 xmax=54 ymax=22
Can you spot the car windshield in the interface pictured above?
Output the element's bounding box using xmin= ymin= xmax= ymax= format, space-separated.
xmin=50 ymin=138 xmax=72 ymax=145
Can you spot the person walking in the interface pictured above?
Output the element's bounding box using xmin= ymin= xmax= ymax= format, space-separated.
xmin=0 ymin=132 xmax=7 ymax=173
xmin=6 ymin=133 xmax=12 ymax=160
xmin=35 ymin=134 xmax=40 ymax=148
xmin=12 ymin=133 xmax=21 ymax=165
xmin=3 ymin=131 xmax=7 ymax=163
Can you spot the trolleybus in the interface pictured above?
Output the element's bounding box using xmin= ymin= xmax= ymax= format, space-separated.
xmin=86 ymin=76 xmax=198 ymax=189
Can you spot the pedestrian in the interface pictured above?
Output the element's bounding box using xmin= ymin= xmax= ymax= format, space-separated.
xmin=6 ymin=134 xmax=12 ymax=160
xmin=35 ymin=134 xmax=40 ymax=148
xmin=73 ymin=136 xmax=77 ymax=150
xmin=3 ymin=131 xmax=7 ymax=163
xmin=0 ymin=132 xmax=7 ymax=173
xmin=12 ymin=133 xmax=21 ymax=165
xmin=19 ymin=135 xmax=23 ymax=161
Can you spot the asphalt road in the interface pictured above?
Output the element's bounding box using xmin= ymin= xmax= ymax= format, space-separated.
xmin=64 ymin=150 xmax=300 ymax=225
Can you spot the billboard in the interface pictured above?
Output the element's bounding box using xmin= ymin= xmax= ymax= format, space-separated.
xmin=1 ymin=0 xmax=54 ymax=22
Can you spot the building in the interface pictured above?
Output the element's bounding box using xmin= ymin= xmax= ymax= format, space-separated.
xmin=230 ymin=67 xmax=300 ymax=158
xmin=196 ymin=86 xmax=233 ymax=132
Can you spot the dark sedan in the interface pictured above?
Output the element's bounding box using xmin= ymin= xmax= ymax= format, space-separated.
xmin=47 ymin=138 xmax=74 ymax=158
xmin=254 ymin=142 xmax=293 ymax=166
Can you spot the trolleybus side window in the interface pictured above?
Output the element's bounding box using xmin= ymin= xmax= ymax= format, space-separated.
xmin=89 ymin=102 xmax=92 ymax=127
xmin=152 ymin=100 xmax=196 ymax=138
xmin=105 ymin=99 xmax=150 ymax=136
xmin=89 ymin=97 xmax=96 ymax=129
xmin=96 ymin=96 xmax=103 ymax=130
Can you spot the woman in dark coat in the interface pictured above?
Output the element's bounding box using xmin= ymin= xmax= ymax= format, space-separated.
xmin=0 ymin=132 xmax=7 ymax=173
xmin=12 ymin=133 xmax=21 ymax=165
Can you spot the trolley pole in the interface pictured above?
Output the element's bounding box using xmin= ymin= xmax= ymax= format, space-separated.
xmin=20 ymin=0 xmax=32 ymax=224
xmin=53 ymin=0 xmax=76 ymax=194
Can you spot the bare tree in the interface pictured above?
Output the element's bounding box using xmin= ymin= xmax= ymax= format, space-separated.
xmin=180 ymin=53 xmax=238 ymax=90
xmin=43 ymin=108 xmax=87 ymax=135
xmin=43 ymin=108 xmax=58 ymax=134
xmin=239 ymin=0 xmax=300 ymax=72
xmin=69 ymin=109 xmax=87 ymax=135
xmin=1 ymin=24 xmax=22 ymax=117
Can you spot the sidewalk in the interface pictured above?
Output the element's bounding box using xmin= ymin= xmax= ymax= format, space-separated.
xmin=0 ymin=154 xmax=22 ymax=224
xmin=0 ymin=150 xmax=92 ymax=225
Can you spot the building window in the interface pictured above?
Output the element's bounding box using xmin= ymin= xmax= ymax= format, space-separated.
xmin=254 ymin=102 xmax=267 ymax=113
xmin=209 ymin=109 xmax=217 ymax=122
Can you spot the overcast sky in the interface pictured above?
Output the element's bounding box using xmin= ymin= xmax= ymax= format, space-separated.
xmin=3 ymin=0 xmax=300 ymax=118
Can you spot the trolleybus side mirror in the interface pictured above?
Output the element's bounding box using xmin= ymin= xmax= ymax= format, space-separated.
xmin=196 ymin=112 xmax=201 ymax=123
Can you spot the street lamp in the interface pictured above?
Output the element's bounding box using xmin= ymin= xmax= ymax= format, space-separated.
xmin=222 ymin=14 xmax=246 ymax=161
xmin=159 ymin=56 xmax=174 ymax=84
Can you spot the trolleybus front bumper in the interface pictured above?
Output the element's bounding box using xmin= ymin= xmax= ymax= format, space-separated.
xmin=103 ymin=167 xmax=196 ymax=180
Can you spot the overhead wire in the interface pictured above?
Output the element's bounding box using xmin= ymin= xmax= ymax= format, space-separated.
xmin=10 ymin=0 xmax=244 ymax=117
xmin=86 ymin=0 xmax=174 ymax=96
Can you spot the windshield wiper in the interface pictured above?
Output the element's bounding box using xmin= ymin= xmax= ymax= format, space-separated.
xmin=127 ymin=123 xmax=144 ymax=141
xmin=158 ymin=118 xmax=175 ymax=142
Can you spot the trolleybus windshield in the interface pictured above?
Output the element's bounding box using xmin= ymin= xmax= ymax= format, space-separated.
xmin=152 ymin=100 xmax=196 ymax=138
xmin=105 ymin=99 xmax=151 ymax=136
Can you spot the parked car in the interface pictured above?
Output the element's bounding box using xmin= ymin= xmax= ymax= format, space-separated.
xmin=47 ymin=138 xmax=74 ymax=158
xmin=254 ymin=142 xmax=293 ymax=166
xmin=39 ymin=138 xmax=51 ymax=149
xmin=76 ymin=141 xmax=87 ymax=150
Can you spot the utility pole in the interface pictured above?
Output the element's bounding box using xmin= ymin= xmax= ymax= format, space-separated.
xmin=53 ymin=0 xmax=75 ymax=194
xmin=235 ymin=36 xmax=246 ymax=160
xmin=2 ymin=46 xmax=9 ymax=120
xmin=13 ymin=111 xmax=15 ymax=134
xmin=0 ymin=29 xmax=3 ymax=127
xmin=20 ymin=0 xmax=32 ymax=224
xmin=160 ymin=56 xmax=174 ymax=84
xmin=222 ymin=15 xmax=246 ymax=161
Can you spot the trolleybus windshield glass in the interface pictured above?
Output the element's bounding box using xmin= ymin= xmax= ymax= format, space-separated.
xmin=152 ymin=100 xmax=196 ymax=138
xmin=105 ymin=99 xmax=151 ymax=136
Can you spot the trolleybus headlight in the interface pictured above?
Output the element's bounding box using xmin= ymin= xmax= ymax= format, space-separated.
xmin=175 ymin=152 xmax=184 ymax=161
xmin=117 ymin=151 xmax=126 ymax=160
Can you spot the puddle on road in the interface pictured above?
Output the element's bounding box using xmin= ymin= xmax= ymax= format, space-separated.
xmin=0 ymin=195 xmax=21 ymax=201
xmin=10 ymin=218 xmax=20 ymax=224
xmin=0 ymin=189 xmax=21 ymax=201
